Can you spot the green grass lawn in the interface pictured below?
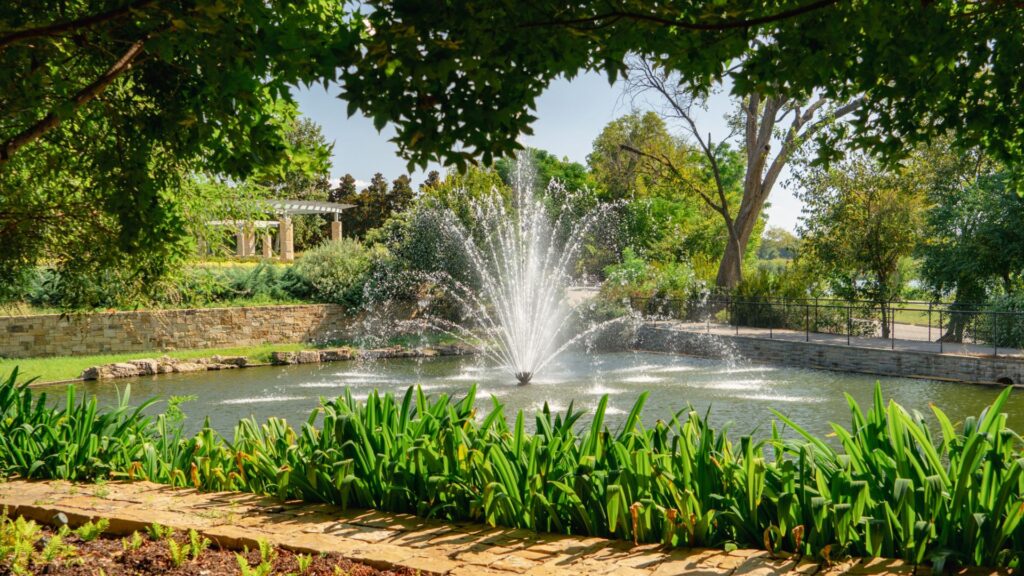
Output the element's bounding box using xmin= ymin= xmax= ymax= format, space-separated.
xmin=0 ymin=343 xmax=311 ymax=384
xmin=892 ymin=307 xmax=938 ymax=327
xmin=0 ymin=333 xmax=463 ymax=385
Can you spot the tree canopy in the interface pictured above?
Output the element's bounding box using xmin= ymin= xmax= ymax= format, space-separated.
xmin=796 ymin=154 xmax=928 ymax=335
xmin=0 ymin=0 xmax=353 ymax=286
xmin=343 ymin=1 xmax=1024 ymax=171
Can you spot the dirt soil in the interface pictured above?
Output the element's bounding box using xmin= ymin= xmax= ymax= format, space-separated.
xmin=1 ymin=526 xmax=417 ymax=576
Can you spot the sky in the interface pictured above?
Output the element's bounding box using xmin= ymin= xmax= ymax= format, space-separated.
xmin=294 ymin=72 xmax=803 ymax=232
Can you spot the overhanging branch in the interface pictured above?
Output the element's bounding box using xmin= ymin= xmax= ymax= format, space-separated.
xmin=0 ymin=38 xmax=147 ymax=164
xmin=0 ymin=0 xmax=154 ymax=51
xmin=522 ymin=0 xmax=839 ymax=32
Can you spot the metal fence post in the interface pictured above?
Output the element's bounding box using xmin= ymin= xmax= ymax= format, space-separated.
xmin=805 ymin=303 xmax=810 ymax=342
xmin=734 ymin=298 xmax=738 ymax=335
xmin=993 ymin=312 xmax=998 ymax=357
xmin=891 ymin=305 xmax=895 ymax=350
xmin=847 ymin=305 xmax=852 ymax=345
xmin=939 ymin=310 xmax=944 ymax=353
xmin=814 ymin=297 xmax=819 ymax=332
xmin=928 ymin=302 xmax=932 ymax=343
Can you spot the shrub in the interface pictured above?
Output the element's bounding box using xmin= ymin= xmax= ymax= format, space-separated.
xmin=970 ymin=293 xmax=1024 ymax=348
xmin=599 ymin=248 xmax=702 ymax=316
xmin=289 ymin=239 xmax=385 ymax=307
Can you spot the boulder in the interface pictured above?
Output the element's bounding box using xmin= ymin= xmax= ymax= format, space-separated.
xmin=212 ymin=355 xmax=249 ymax=367
xmin=170 ymin=362 xmax=207 ymax=374
xmin=97 ymin=363 xmax=142 ymax=379
xmin=295 ymin=350 xmax=321 ymax=364
xmin=128 ymin=359 xmax=159 ymax=376
xmin=319 ymin=348 xmax=353 ymax=362
xmin=270 ymin=352 xmax=295 ymax=365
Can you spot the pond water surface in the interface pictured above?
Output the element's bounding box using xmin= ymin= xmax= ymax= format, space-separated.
xmin=56 ymin=351 xmax=1024 ymax=440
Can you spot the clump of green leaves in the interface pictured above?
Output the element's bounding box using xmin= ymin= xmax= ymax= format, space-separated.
xmin=188 ymin=529 xmax=211 ymax=561
xmin=73 ymin=518 xmax=108 ymax=542
xmin=0 ymin=514 xmax=41 ymax=574
xmin=146 ymin=523 xmax=173 ymax=541
xmin=163 ymin=527 xmax=210 ymax=567
xmin=122 ymin=531 xmax=145 ymax=552
xmin=236 ymin=540 xmax=276 ymax=576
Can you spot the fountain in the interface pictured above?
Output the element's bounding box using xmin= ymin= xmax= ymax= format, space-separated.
xmin=416 ymin=152 xmax=617 ymax=384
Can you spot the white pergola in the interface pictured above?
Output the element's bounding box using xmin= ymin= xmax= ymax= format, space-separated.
xmin=207 ymin=200 xmax=355 ymax=262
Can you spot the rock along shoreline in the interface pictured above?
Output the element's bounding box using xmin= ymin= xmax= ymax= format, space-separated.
xmin=78 ymin=344 xmax=473 ymax=381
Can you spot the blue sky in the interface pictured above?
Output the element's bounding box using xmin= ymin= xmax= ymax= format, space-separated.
xmin=294 ymin=72 xmax=802 ymax=232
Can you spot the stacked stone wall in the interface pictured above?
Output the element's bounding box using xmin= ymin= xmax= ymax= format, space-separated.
xmin=635 ymin=324 xmax=1024 ymax=385
xmin=0 ymin=305 xmax=347 ymax=358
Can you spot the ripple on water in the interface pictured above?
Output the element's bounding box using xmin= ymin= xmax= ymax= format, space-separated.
xmin=220 ymin=395 xmax=307 ymax=405
xmin=734 ymin=393 xmax=824 ymax=403
xmin=651 ymin=365 xmax=696 ymax=373
xmin=448 ymin=373 xmax=483 ymax=381
xmin=332 ymin=371 xmax=389 ymax=378
xmin=703 ymin=379 xmax=769 ymax=391
xmin=586 ymin=384 xmax=626 ymax=395
xmin=606 ymin=364 xmax=662 ymax=374
xmin=337 ymin=377 xmax=400 ymax=385
xmin=619 ymin=375 xmax=664 ymax=384
xmin=714 ymin=366 xmax=777 ymax=374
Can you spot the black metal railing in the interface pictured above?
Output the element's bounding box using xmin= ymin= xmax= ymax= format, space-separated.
xmin=629 ymin=296 xmax=1024 ymax=356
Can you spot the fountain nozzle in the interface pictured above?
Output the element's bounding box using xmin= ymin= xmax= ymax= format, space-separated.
xmin=515 ymin=372 xmax=533 ymax=386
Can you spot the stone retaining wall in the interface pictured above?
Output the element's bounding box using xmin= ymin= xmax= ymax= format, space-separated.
xmin=636 ymin=323 xmax=1024 ymax=385
xmin=0 ymin=305 xmax=347 ymax=358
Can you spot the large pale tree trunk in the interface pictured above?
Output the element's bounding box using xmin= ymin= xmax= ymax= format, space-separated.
xmin=716 ymin=195 xmax=766 ymax=288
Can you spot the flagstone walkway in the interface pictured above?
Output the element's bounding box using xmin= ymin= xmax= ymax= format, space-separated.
xmin=0 ymin=480 xmax=1000 ymax=576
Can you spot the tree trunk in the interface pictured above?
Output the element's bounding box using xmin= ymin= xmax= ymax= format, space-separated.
xmin=714 ymin=188 xmax=766 ymax=289
xmin=940 ymin=282 xmax=982 ymax=343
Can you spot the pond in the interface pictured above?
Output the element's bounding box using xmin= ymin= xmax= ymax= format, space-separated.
xmin=55 ymin=351 xmax=1024 ymax=440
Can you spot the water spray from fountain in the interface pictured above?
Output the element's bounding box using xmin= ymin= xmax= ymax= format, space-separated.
xmin=414 ymin=151 xmax=624 ymax=384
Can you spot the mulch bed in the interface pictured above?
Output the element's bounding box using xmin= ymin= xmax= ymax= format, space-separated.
xmin=1 ymin=525 xmax=416 ymax=576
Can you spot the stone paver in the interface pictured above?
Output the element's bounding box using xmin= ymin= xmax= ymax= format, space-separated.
xmin=0 ymin=480 xmax=1002 ymax=576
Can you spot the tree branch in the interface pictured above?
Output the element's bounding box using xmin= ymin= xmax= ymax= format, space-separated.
xmin=0 ymin=0 xmax=154 ymax=51
xmin=619 ymin=143 xmax=728 ymax=218
xmin=0 ymin=38 xmax=147 ymax=164
xmin=522 ymin=0 xmax=840 ymax=32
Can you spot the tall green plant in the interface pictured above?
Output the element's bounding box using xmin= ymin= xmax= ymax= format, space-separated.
xmin=0 ymin=369 xmax=1019 ymax=569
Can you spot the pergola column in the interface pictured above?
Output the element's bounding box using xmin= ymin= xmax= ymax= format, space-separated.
xmin=330 ymin=214 xmax=342 ymax=241
xmin=262 ymin=232 xmax=273 ymax=258
xmin=244 ymin=229 xmax=256 ymax=256
xmin=279 ymin=217 xmax=294 ymax=262
xmin=235 ymin=228 xmax=248 ymax=257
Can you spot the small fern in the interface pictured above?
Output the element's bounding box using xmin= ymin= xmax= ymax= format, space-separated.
xmin=73 ymin=518 xmax=108 ymax=542
xmin=122 ymin=531 xmax=145 ymax=552
xmin=188 ymin=529 xmax=210 ymax=561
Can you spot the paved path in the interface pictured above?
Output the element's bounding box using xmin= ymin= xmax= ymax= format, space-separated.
xmin=668 ymin=322 xmax=1023 ymax=358
xmin=0 ymin=480 xmax=1000 ymax=576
